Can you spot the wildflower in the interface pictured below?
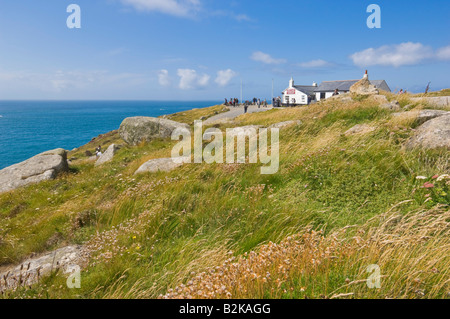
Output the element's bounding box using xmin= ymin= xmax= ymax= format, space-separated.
xmin=432 ymin=175 xmax=439 ymax=179
xmin=415 ymin=290 xmax=425 ymax=296
xmin=416 ymin=176 xmax=427 ymax=180
xmin=437 ymin=174 xmax=450 ymax=182
xmin=423 ymin=182 xmax=435 ymax=189
xmin=431 ymin=268 xmax=439 ymax=274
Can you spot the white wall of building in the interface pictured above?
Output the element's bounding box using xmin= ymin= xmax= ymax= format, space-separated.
xmin=282 ymin=89 xmax=308 ymax=105
xmin=316 ymin=91 xmax=346 ymax=102
xmin=282 ymin=78 xmax=309 ymax=105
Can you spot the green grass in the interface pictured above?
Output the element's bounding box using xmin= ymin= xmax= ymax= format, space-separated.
xmin=1 ymin=95 xmax=449 ymax=299
xmin=416 ymin=89 xmax=450 ymax=97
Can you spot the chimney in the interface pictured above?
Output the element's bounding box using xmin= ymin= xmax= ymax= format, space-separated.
xmin=289 ymin=77 xmax=294 ymax=88
xmin=312 ymin=81 xmax=318 ymax=87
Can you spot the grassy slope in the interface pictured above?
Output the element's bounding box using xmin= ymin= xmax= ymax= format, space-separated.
xmin=0 ymin=98 xmax=449 ymax=299
xmin=413 ymin=89 xmax=450 ymax=97
xmin=164 ymin=104 xmax=229 ymax=125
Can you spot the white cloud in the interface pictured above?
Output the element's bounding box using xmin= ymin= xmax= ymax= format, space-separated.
xmin=298 ymin=59 xmax=331 ymax=68
xmin=121 ymin=1 xmax=253 ymax=22
xmin=121 ymin=0 xmax=200 ymax=17
xmin=215 ymin=69 xmax=237 ymax=87
xmin=234 ymin=14 xmax=252 ymax=22
xmin=350 ymin=42 xmax=434 ymax=67
xmin=250 ymin=51 xmax=286 ymax=65
xmin=177 ymin=69 xmax=210 ymax=90
xmin=158 ymin=69 xmax=171 ymax=86
xmin=436 ymin=45 xmax=450 ymax=61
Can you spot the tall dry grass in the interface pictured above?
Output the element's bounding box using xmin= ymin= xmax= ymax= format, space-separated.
xmin=160 ymin=205 xmax=449 ymax=299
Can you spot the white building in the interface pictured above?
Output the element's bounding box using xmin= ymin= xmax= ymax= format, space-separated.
xmin=314 ymin=78 xmax=391 ymax=102
xmin=281 ymin=78 xmax=317 ymax=106
xmin=281 ymin=73 xmax=391 ymax=105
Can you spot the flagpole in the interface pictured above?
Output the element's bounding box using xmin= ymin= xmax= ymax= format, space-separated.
xmin=240 ymin=79 xmax=243 ymax=105
xmin=272 ymin=78 xmax=274 ymax=101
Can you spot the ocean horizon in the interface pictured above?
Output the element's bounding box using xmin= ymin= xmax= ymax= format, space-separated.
xmin=0 ymin=100 xmax=221 ymax=169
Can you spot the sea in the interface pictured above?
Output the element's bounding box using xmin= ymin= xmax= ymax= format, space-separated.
xmin=0 ymin=100 xmax=220 ymax=169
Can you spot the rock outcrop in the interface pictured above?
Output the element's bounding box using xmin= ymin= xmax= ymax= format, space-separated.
xmin=406 ymin=114 xmax=450 ymax=150
xmin=0 ymin=148 xmax=69 ymax=193
xmin=350 ymin=72 xmax=379 ymax=95
xmin=329 ymin=93 xmax=353 ymax=102
xmin=380 ymin=101 xmax=401 ymax=111
xmin=411 ymin=97 xmax=450 ymax=107
xmin=416 ymin=110 xmax=450 ymax=125
xmin=95 ymin=144 xmax=120 ymax=166
xmin=393 ymin=109 xmax=450 ymax=125
xmin=119 ymin=117 xmax=190 ymax=146
xmin=0 ymin=245 xmax=85 ymax=292
xmin=134 ymin=157 xmax=190 ymax=175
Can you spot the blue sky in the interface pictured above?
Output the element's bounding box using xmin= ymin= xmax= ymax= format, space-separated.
xmin=0 ymin=0 xmax=449 ymax=100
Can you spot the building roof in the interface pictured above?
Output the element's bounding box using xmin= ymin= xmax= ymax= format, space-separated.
xmin=314 ymin=80 xmax=389 ymax=92
xmin=292 ymin=85 xmax=317 ymax=96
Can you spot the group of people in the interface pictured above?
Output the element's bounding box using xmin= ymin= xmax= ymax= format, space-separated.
xmin=272 ymin=96 xmax=282 ymax=108
xmin=224 ymin=97 xmax=270 ymax=114
xmin=224 ymin=98 xmax=239 ymax=107
xmin=398 ymin=89 xmax=408 ymax=94
xmin=224 ymin=97 xmax=269 ymax=109
xmin=250 ymin=97 xmax=268 ymax=108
